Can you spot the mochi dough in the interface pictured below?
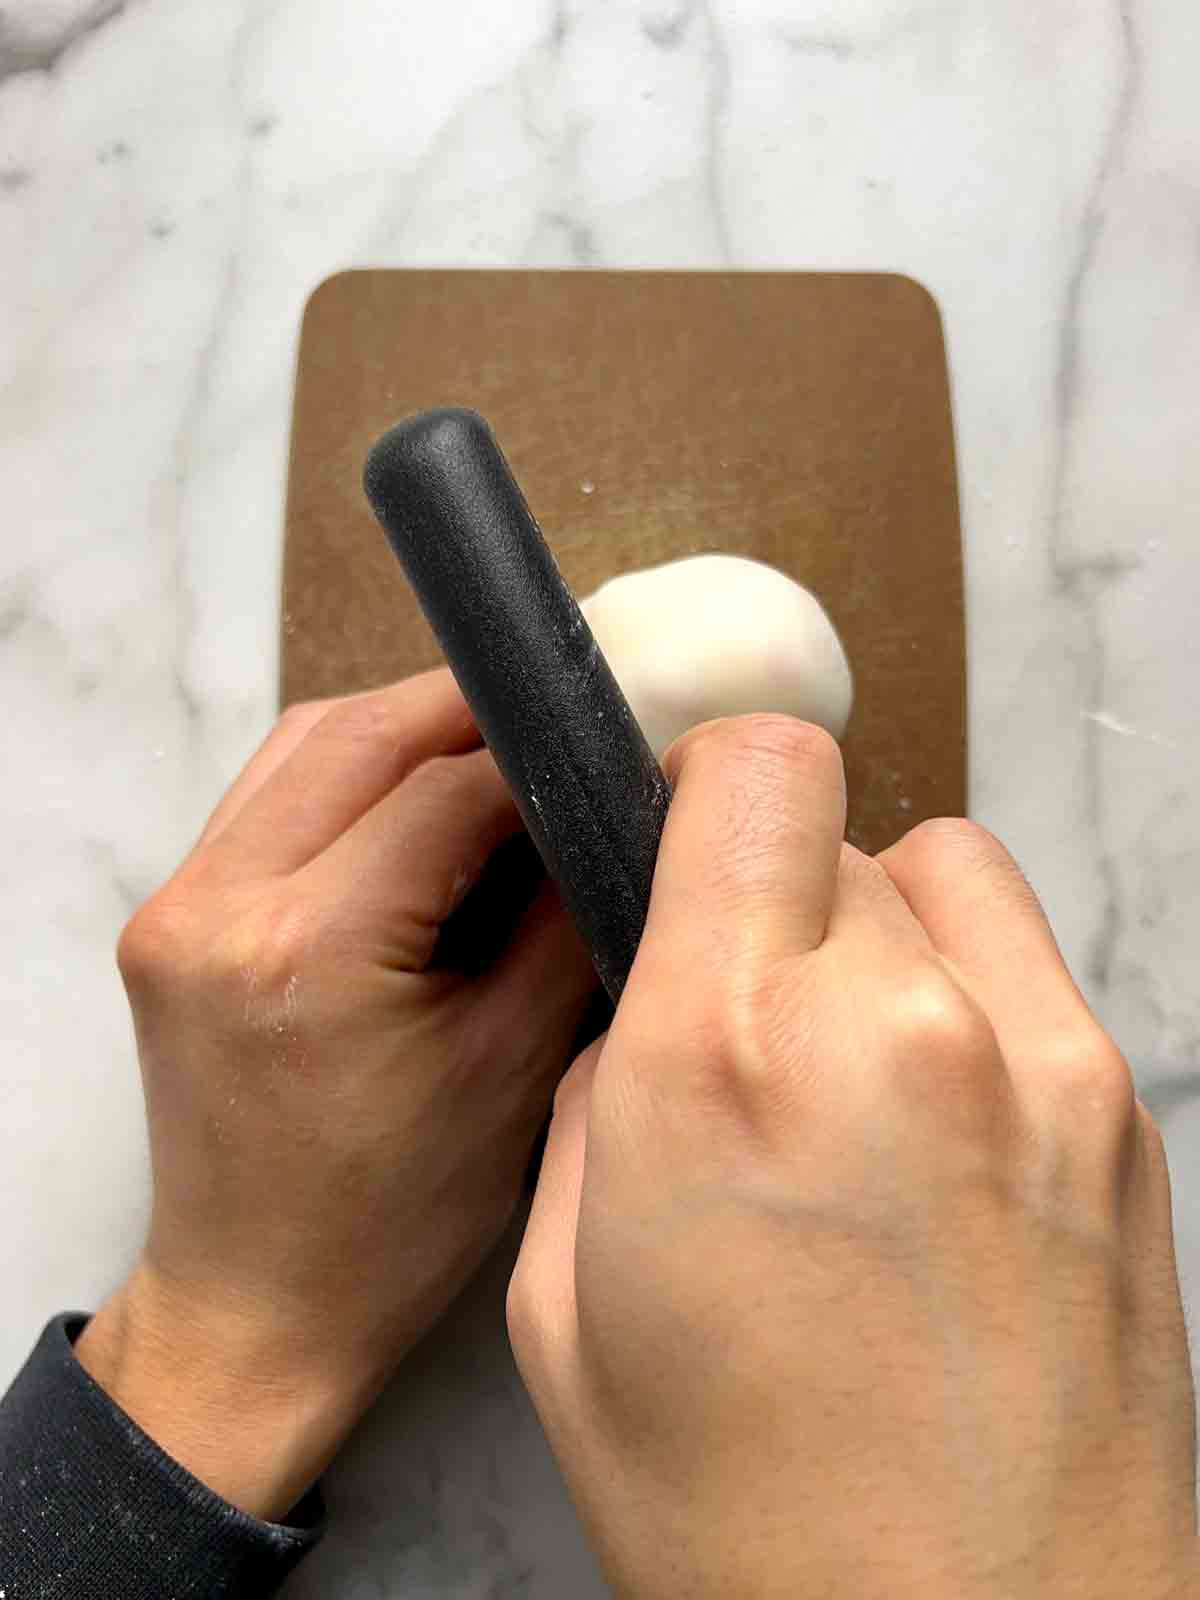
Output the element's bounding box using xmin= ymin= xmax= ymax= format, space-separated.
xmin=581 ymin=554 xmax=853 ymax=757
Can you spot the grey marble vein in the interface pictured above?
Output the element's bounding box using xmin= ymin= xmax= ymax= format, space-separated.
xmin=641 ymin=2 xmax=692 ymax=52
xmin=539 ymin=208 xmax=601 ymax=265
xmin=696 ymin=0 xmax=732 ymax=263
xmin=547 ymin=0 xmax=569 ymax=54
xmin=0 ymin=0 xmax=126 ymax=82
xmin=770 ymin=4 xmax=945 ymax=62
xmin=1047 ymin=0 xmax=1145 ymax=996
xmin=161 ymin=244 xmax=241 ymax=746
xmin=0 ymin=571 xmax=35 ymax=641
xmin=775 ymin=30 xmax=854 ymax=60
xmin=1050 ymin=0 xmax=1143 ymax=581
xmin=82 ymin=834 xmax=148 ymax=919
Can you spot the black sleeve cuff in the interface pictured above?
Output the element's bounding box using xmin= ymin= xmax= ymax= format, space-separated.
xmin=0 ymin=1314 xmax=324 ymax=1598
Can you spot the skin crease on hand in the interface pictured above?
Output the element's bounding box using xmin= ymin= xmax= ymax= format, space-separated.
xmin=509 ymin=716 xmax=1200 ymax=1600
xmin=75 ymin=670 xmax=597 ymax=1522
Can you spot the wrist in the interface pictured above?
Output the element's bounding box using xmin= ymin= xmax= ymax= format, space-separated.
xmin=74 ymin=1260 xmax=377 ymax=1522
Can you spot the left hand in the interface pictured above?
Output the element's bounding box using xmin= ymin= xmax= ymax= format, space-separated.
xmin=76 ymin=670 xmax=594 ymax=1520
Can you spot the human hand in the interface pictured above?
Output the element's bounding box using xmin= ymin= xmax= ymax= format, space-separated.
xmin=76 ymin=671 xmax=594 ymax=1520
xmin=509 ymin=716 xmax=1198 ymax=1599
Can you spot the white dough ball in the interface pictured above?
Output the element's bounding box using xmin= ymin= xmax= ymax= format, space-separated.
xmin=581 ymin=554 xmax=854 ymax=756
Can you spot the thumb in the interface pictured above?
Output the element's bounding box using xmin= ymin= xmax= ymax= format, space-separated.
xmin=508 ymin=1037 xmax=604 ymax=1377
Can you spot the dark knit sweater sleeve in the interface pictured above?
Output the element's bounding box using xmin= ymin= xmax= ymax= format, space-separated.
xmin=0 ymin=1315 xmax=323 ymax=1597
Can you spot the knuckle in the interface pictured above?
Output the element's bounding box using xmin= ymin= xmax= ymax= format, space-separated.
xmin=1041 ymin=1030 xmax=1136 ymax=1135
xmin=122 ymin=884 xmax=321 ymax=1027
xmin=552 ymin=1046 xmax=600 ymax=1120
xmin=683 ymin=959 xmax=811 ymax=1116
xmin=504 ymin=1265 xmax=545 ymax=1370
xmin=892 ymin=968 xmax=992 ymax=1062
xmin=200 ymin=897 xmax=324 ymax=1042
xmin=223 ymin=898 xmax=320 ymax=987
xmin=504 ymin=1269 xmax=531 ymax=1344
xmin=882 ymin=966 xmax=1006 ymax=1127
xmin=116 ymin=892 xmax=199 ymax=990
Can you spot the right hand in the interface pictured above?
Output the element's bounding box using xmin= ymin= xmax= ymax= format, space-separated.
xmin=508 ymin=716 xmax=1198 ymax=1600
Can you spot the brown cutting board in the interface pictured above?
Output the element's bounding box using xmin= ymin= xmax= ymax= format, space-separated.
xmin=282 ymin=270 xmax=965 ymax=853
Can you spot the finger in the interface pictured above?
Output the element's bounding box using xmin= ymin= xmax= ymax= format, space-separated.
xmin=823 ymin=843 xmax=933 ymax=955
xmin=877 ymin=819 xmax=1098 ymax=1058
xmin=196 ymin=697 xmax=340 ymax=848
xmin=204 ymin=670 xmax=480 ymax=879
xmin=631 ymin=716 xmax=847 ymax=992
xmin=480 ymin=878 xmax=598 ymax=1063
xmin=302 ymin=747 xmax=527 ymax=971
xmin=509 ymin=1037 xmax=604 ymax=1367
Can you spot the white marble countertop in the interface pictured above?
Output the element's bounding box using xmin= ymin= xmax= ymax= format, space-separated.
xmin=2 ymin=1 xmax=1197 ymax=1593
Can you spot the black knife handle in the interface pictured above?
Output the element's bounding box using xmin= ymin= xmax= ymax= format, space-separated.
xmin=363 ymin=408 xmax=670 ymax=1002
